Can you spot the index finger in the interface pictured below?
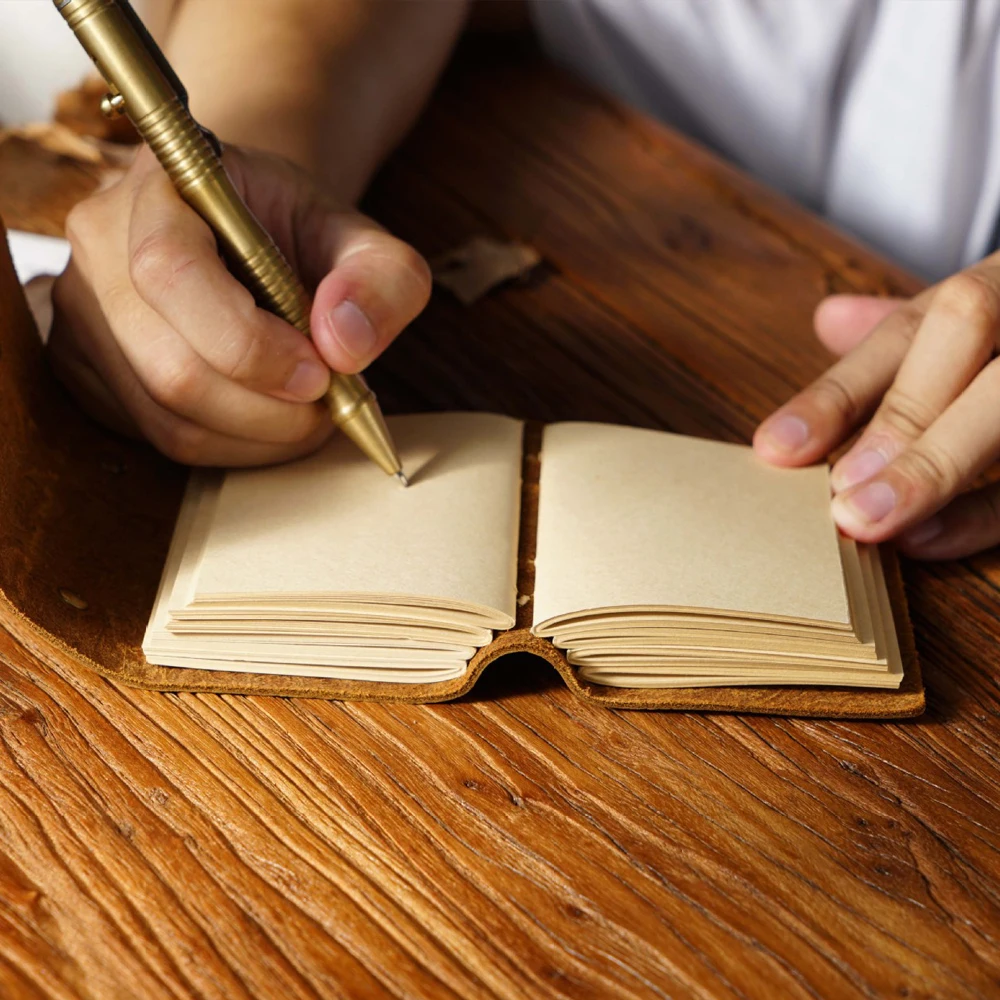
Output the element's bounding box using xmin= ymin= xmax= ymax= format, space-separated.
xmin=127 ymin=166 xmax=330 ymax=403
xmin=753 ymin=303 xmax=924 ymax=466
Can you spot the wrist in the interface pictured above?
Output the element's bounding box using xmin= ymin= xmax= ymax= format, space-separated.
xmin=161 ymin=0 xmax=468 ymax=204
xmin=162 ymin=0 xmax=355 ymax=194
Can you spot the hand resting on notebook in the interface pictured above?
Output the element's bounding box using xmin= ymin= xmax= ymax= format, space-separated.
xmin=48 ymin=145 xmax=431 ymax=467
xmin=756 ymin=275 xmax=1000 ymax=562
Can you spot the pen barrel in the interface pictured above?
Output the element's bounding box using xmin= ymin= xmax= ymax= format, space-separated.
xmin=53 ymin=0 xmax=397 ymax=458
xmin=141 ymin=97 xmax=313 ymax=334
xmin=141 ymin=108 xmax=382 ymax=433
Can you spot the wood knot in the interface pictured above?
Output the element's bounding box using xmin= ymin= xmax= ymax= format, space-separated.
xmin=18 ymin=707 xmax=46 ymax=734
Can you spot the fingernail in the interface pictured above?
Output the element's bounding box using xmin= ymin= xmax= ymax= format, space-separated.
xmin=902 ymin=516 xmax=944 ymax=548
xmin=284 ymin=359 xmax=329 ymax=400
xmin=832 ymin=448 xmax=888 ymax=492
xmin=762 ymin=414 xmax=810 ymax=452
xmin=833 ymin=480 xmax=897 ymax=528
xmin=325 ymin=300 xmax=377 ymax=363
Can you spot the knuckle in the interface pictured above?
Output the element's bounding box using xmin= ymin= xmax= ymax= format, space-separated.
xmin=897 ymin=443 xmax=964 ymax=497
xmin=63 ymin=199 xmax=105 ymax=270
xmin=934 ymin=272 xmax=1000 ymax=330
xmin=129 ymin=231 xmax=199 ymax=302
xmin=63 ymin=200 xmax=93 ymax=248
xmin=808 ymin=372 xmax=865 ymax=426
xmin=216 ymin=316 xmax=271 ymax=383
xmin=64 ymin=188 xmax=121 ymax=254
xmin=876 ymin=387 xmax=936 ymax=440
xmin=146 ymin=355 xmax=205 ymax=412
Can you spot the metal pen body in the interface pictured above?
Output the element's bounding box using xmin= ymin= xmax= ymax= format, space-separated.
xmin=53 ymin=0 xmax=404 ymax=479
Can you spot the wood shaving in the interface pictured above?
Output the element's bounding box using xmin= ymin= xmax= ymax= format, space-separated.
xmin=0 ymin=123 xmax=137 ymax=170
xmin=431 ymin=236 xmax=542 ymax=305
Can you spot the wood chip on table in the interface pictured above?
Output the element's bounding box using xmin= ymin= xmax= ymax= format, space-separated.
xmin=431 ymin=235 xmax=542 ymax=305
xmin=0 ymin=76 xmax=140 ymax=234
xmin=0 ymin=123 xmax=137 ymax=170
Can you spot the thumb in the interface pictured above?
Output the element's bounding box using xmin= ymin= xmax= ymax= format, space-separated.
xmin=309 ymin=215 xmax=432 ymax=374
xmin=814 ymin=294 xmax=906 ymax=356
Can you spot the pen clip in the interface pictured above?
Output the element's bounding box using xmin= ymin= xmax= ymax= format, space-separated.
xmin=114 ymin=0 xmax=187 ymax=107
xmin=112 ymin=0 xmax=222 ymax=157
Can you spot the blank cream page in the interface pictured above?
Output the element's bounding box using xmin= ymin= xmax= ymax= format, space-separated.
xmin=192 ymin=413 xmax=524 ymax=624
xmin=532 ymin=423 xmax=849 ymax=628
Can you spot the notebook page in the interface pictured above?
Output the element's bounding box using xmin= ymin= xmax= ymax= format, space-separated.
xmin=191 ymin=413 xmax=523 ymax=625
xmin=532 ymin=423 xmax=850 ymax=629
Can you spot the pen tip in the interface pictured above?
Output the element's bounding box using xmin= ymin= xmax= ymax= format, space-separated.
xmin=396 ymin=471 xmax=410 ymax=488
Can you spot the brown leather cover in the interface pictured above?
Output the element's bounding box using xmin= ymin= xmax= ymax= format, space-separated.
xmin=0 ymin=224 xmax=924 ymax=716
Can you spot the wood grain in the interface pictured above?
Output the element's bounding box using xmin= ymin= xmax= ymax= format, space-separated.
xmin=2 ymin=42 xmax=999 ymax=1000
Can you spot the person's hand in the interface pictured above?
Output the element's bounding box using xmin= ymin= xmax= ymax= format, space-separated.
xmin=753 ymin=263 xmax=1000 ymax=560
xmin=50 ymin=145 xmax=431 ymax=466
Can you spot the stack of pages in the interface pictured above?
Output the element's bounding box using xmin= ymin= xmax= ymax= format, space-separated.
xmin=145 ymin=413 xmax=903 ymax=690
xmin=144 ymin=415 xmax=522 ymax=683
xmin=531 ymin=424 xmax=902 ymax=688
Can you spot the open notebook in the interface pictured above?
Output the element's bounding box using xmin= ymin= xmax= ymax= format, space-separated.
xmin=144 ymin=412 xmax=906 ymax=693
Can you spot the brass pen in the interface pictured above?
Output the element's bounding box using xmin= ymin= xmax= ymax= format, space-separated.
xmin=53 ymin=0 xmax=408 ymax=485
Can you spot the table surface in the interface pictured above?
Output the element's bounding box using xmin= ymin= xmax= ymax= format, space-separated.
xmin=2 ymin=43 xmax=999 ymax=1000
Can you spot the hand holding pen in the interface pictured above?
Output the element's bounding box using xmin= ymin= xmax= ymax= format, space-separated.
xmin=50 ymin=0 xmax=430 ymax=474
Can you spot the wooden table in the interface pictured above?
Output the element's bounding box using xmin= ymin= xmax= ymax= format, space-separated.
xmin=2 ymin=43 xmax=999 ymax=1000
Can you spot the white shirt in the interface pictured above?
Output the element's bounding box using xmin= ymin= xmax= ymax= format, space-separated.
xmin=531 ymin=0 xmax=1000 ymax=279
xmin=3 ymin=0 xmax=999 ymax=279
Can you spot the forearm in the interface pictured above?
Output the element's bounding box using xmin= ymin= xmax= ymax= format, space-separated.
xmin=160 ymin=0 xmax=470 ymax=203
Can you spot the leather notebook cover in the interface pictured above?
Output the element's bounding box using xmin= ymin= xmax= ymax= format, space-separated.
xmin=0 ymin=225 xmax=925 ymax=716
